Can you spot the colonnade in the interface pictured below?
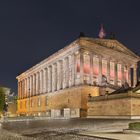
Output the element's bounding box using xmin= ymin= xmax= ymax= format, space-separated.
xmin=18 ymin=50 xmax=137 ymax=99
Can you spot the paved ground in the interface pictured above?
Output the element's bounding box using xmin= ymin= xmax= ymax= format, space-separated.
xmin=0 ymin=118 xmax=140 ymax=140
xmin=79 ymin=131 xmax=140 ymax=140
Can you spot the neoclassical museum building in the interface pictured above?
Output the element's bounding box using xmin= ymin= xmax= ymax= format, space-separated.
xmin=16 ymin=37 xmax=140 ymax=118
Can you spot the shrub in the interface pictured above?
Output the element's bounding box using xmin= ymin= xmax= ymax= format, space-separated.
xmin=129 ymin=122 xmax=140 ymax=130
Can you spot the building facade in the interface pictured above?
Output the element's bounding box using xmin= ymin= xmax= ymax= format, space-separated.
xmin=16 ymin=37 xmax=140 ymax=117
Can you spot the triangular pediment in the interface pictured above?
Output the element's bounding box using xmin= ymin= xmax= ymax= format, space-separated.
xmin=92 ymin=38 xmax=140 ymax=59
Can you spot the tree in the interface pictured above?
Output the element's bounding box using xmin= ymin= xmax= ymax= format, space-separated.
xmin=0 ymin=87 xmax=6 ymax=112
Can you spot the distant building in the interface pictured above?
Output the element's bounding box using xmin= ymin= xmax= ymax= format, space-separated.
xmin=16 ymin=37 xmax=140 ymax=118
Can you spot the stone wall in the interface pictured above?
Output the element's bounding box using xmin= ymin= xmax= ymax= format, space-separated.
xmin=87 ymin=93 xmax=140 ymax=119
xmin=17 ymin=85 xmax=101 ymax=117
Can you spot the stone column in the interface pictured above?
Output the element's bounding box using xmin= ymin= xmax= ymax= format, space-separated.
xmin=62 ymin=59 xmax=66 ymax=89
xmin=127 ymin=66 xmax=131 ymax=87
xmin=107 ymin=60 xmax=110 ymax=84
xmin=98 ymin=56 xmax=102 ymax=85
xmin=52 ymin=64 xmax=57 ymax=91
xmin=68 ymin=55 xmax=72 ymax=87
xmin=54 ymin=63 xmax=57 ymax=90
xmin=33 ymin=74 xmax=35 ymax=96
xmin=80 ymin=50 xmax=84 ymax=84
xmin=18 ymin=81 xmax=20 ymax=99
xmin=114 ymin=62 xmax=118 ymax=86
xmin=52 ymin=64 xmax=55 ymax=92
xmin=71 ymin=53 xmax=75 ymax=86
xmin=38 ymin=72 xmax=40 ymax=94
xmin=30 ymin=76 xmax=32 ymax=97
xmin=27 ymin=77 xmax=29 ymax=98
xmin=44 ymin=68 xmax=48 ymax=93
xmin=20 ymin=81 xmax=22 ymax=99
xmin=48 ymin=67 xmax=50 ymax=92
xmin=133 ymin=64 xmax=137 ymax=87
xmin=66 ymin=57 xmax=69 ymax=87
xmin=48 ymin=66 xmax=52 ymax=92
xmin=90 ymin=53 xmax=93 ymax=85
xmin=57 ymin=61 xmax=60 ymax=90
xmin=31 ymin=76 xmax=33 ymax=96
xmin=23 ymin=79 xmax=25 ymax=98
xmin=121 ymin=64 xmax=124 ymax=86
xmin=43 ymin=69 xmax=46 ymax=93
xmin=33 ymin=74 xmax=36 ymax=95
xmin=36 ymin=72 xmax=38 ymax=95
xmin=25 ymin=78 xmax=28 ymax=98
xmin=39 ymin=71 xmax=42 ymax=94
xmin=18 ymin=82 xmax=20 ymax=99
xmin=21 ymin=81 xmax=23 ymax=99
xmin=60 ymin=60 xmax=63 ymax=89
xmin=24 ymin=79 xmax=26 ymax=98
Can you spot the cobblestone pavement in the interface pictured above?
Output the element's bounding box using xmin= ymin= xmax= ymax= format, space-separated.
xmin=0 ymin=118 xmax=137 ymax=140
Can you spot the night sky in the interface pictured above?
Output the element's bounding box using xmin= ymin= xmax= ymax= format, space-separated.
xmin=0 ymin=0 xmax=140 ymax=93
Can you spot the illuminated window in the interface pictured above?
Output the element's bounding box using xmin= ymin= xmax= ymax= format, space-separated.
xmin=102 ymin=59 xmax=107 ymax=76
xmin=83 ymin=54 xmax=90 ymax=74
xmin=93 ymin=56 xmax=99 ymax=75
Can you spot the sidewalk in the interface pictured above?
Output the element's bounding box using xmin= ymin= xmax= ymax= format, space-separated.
xmin=79 ymin=131 xmax=140 ymax=140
